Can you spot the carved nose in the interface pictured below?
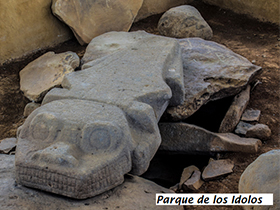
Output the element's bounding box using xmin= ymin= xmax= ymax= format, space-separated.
xmin=32 ymin=142 xmax=79 ymax=167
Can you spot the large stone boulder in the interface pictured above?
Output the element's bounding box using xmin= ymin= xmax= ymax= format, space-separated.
xmin=1 ymin=154 xmax=182 ymax=210
xmin=16 ymin=31 xmax=185 ymax=199
xmin=20 ymin=51 xmax=79 ymax=102
xmin=52 ymin=0 xmax=143 ymax=45
xmin=135 ymin=0 xmax=193 ymax=21
xmin=203 ymin=0 xmax=279 ymax=25
xmin=239 ymin=150 xmax=280 ymax=210
xmin=165 ymin=38 xmax=262 ymax=121
xmin=0 ymin=0 xmax=72 ymax=65
xmin=158 ymin=5 xmax=213 ymax=39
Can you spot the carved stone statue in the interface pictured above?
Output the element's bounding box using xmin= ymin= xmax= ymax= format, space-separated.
xmin=15 ymin=31 xmax=185 ymax=199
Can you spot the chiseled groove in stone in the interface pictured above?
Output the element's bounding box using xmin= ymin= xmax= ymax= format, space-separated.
xmin=87 ymin=154 xmax=129 ymax=192
xmin=17 ymin=154 xmax=129 ymax=197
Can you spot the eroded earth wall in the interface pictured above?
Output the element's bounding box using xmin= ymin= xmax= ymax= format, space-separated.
xmin=0 ymin=0 xmax=72 ymax=65
xmin=203 ymin=0 xmax=279 ymax=24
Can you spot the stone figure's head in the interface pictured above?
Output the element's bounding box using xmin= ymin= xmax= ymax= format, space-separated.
xmin=15 ymin=99 xmax=133 ymax=199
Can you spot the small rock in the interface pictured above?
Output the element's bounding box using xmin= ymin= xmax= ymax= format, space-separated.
xmin=159 ymin=122 xmax=262 ymax=154
xmin=251 ymin=60 xmax=256 ymax=63
xmin=241 ymin=109 xmax=261 ymax=122
xmin=20 ymin=51 xmax=79 ymax=102
xmin=235 ymin=121 xmax=254 ymax=135
xmin=158 ymin=5 xmax=213 ymax=39
xmin=202 ymin=159 xmax=234 ymax=181
xmin=179 ymin=165 xmax=200 ymax=189
xmin=183 ymin=170 xmax=204 ymax=191
xmin=0 ymin=138 xmax=17 ymax=154
xmin=219 ymin=85 xmax=250 ymax=133
xmin=246 ymin=124 xmax=271 ymax=140
xmin=239 ymin=150 xmax=280 ymax=210
xmin=23 ymin=102 xmax=41 ymax=117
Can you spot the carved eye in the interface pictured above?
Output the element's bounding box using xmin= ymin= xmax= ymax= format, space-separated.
xmin=30 ymin=113 xmax=58 ymax=141
xmin=82 ymin=122 xmax=121 ymax=152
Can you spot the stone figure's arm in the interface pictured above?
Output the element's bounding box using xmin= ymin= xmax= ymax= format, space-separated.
xmin=124 ymin=101 xmax=161 ymax=175
xmin=161 ymin=40 xmax=185 ymax=106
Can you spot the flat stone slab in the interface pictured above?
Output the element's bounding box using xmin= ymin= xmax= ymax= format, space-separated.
xmin=165 ymin=38 xmax=262 ymax=121
xmin=159 ymin=122 xmax=262 ymax=154
xmin=235 ymin=121 xmax=254 ymax=135
xmin=241 ymin=109 xmax=261 ymax=122
xmin=219 ymin=85 xmax=250 ymax=133
xmin=16 ymin=31 xmax=185 ymax=199
xmin=20 ymin=51 xmax=79 ymax=102
xmin=0 ymin=154 xmax=182 ymax=210
xmin=179 ymin=165 xmax=200 ymax=189
xmin=44 ymin=31 xmax=185 ymax=118
xmin=0 ymin=138 xmax=17 ymax=154
xmin=183 ymin=170 xmax=204 ymax=191
xmin=239 ymin=150 xmax=280 ymax=210
xmin=202 ymin=159 xmax=234 ymax=181
xmin=158 ymin=5 xmax=213 ymax=39
xmin=52 ymin=0 xmax=143 ymax=45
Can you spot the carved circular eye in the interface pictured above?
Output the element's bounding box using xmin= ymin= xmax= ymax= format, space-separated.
xmin=32 ymin=121 xmax=50 ymax=140
xmin=30 ymin=113 xmax=57 ymax=141
xmin=89 ymin=127 xmax=111 ymax=149
xmin=82 ymin=122 xmax=121 ymax=152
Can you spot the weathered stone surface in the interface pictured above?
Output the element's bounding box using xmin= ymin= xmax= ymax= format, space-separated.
xmin=135 ymin=0 xmax=193 ymax=21
xmin=0 ymin=138 xmax=17 ymax=154
xmin=246 ymin=124 xmax=271 ymax=140
xmin=183 ymin=170 xmax=204 ymax=191
xmin=239 ymin=150 xmax=280 ymax=210
xmin=235 ymin=121 xmax=254 ymax=135
xmin=203 ymin=0 xmax=279 ymax=24
xmin=52 ymin=0 xmax=143 ymax=45
xmin=241 ymin=109 xmax=261 ymax=122
xmin=165 ymin=38 xmax=262 ymax=121
xmin=1 ymin=155 xmax=181 ymax=210
xmin=179 ymin=165 xmax=200 ymax=189
xmin=16 ymin=31 xmax=185 ymax=199
xmin=202 ymin=159 xmax=234 ymax=181
xmin=0 ymin=0 xmax=72 ymax=66
xmin=219 ymin=85 xmax=250 ymax=133
xmin=159 ymin=122 xmax=262 ymax=154
xmin=158 ymin=5 xmax=213 ymax=39
xmin=20 ymin=51 xmax=79 ymax=102
xmin=46 ymin=31 xmax=185 ymax=109
xmin=23 ymin=102 xmax=41 ymax=117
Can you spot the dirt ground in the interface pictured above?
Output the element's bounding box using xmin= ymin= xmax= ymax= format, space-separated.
xmin=0 ymin=2 xmax=279 ymax=210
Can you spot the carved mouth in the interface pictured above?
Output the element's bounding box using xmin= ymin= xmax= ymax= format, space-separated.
xmin=16 ymin=154 xmax=130 ymax=199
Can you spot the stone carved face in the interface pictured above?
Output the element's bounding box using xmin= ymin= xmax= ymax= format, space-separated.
xmin=15 ymin=100 xmax=133 ymax=199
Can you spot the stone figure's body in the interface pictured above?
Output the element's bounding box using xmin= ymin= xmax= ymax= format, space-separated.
xmin=15 ymin=31 xmax=185 ymax=199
